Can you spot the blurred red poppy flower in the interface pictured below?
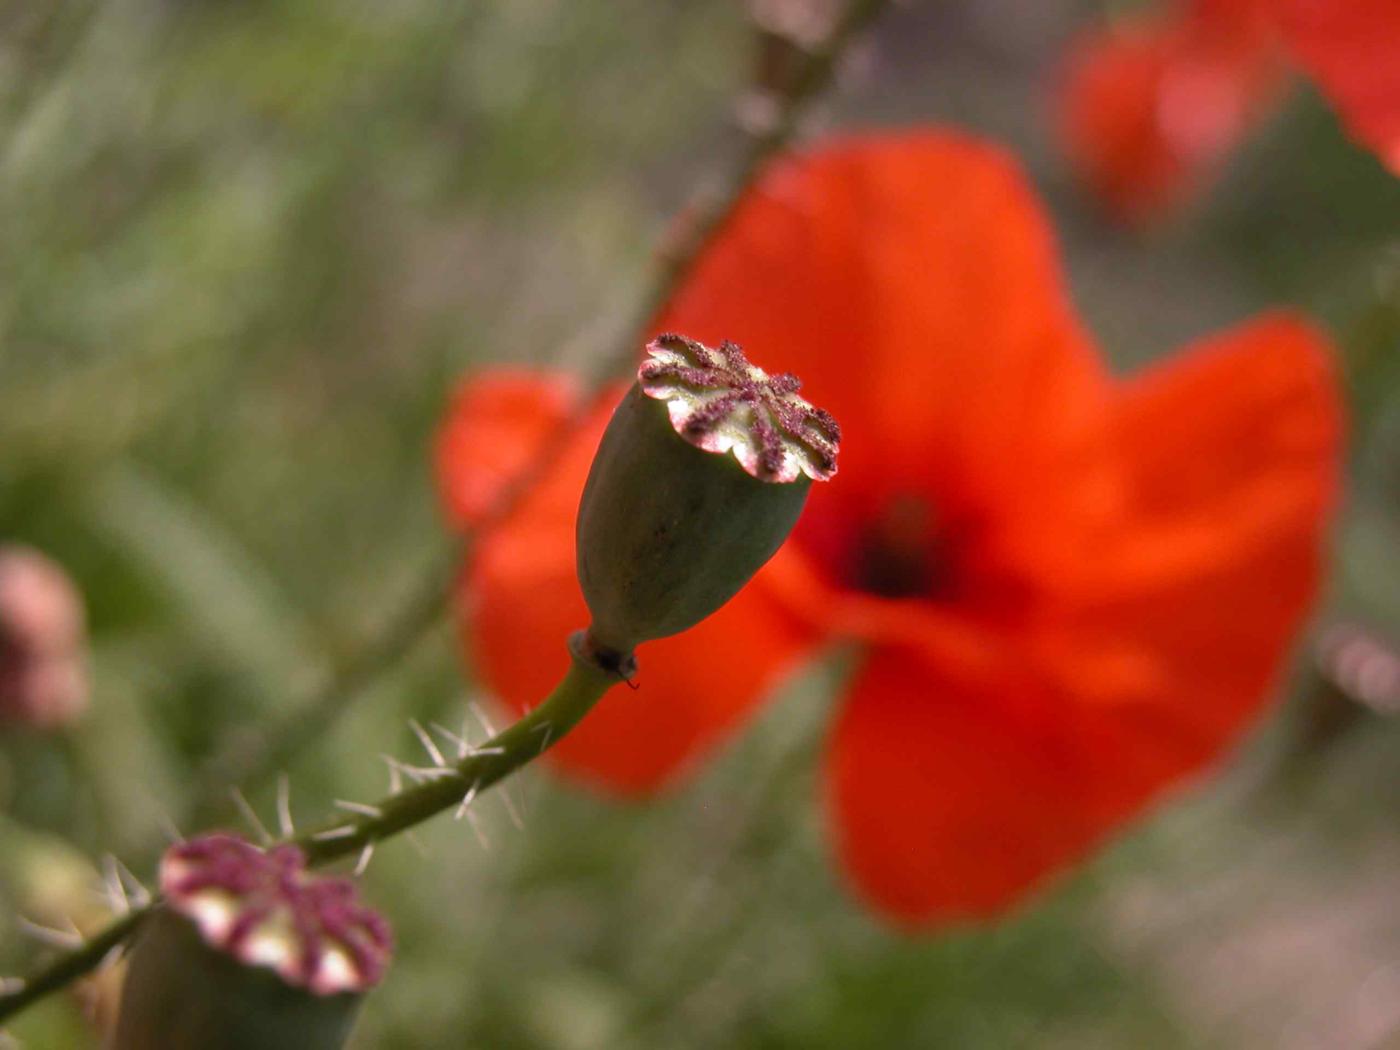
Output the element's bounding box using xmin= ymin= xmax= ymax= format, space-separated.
xmin=1058 ymin=0 xmax=1398 ymax=221
xmin=1057 ymin=0 xmax=1285 ymax=223
xmin=436 ymin=131 xmax=1342 ymax=926
xmin=1272 ymin=0 xmax=1400 ymax=174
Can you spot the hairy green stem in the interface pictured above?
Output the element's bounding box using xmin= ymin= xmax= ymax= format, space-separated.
xmin=0 ymin=911 xmax=144 ymax=1025
xmin=0 ymin=643 xmax=619 ymax=1026
xmin=185 ymin=549 xmax=460 ymax=828
xmin=297 ymin=637 xmax=617 ymax=865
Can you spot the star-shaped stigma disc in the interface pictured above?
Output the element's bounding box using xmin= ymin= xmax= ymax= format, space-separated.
xmin=638 ymin=333 xmax=840 ymax=483
xmin=160 ymin=834 xmax=392 ymax=996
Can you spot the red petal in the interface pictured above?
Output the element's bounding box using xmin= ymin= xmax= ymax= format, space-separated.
xmin=1274 ymin=0 xmax=1400 ymax=172
xmin=828 ymin=316 xmax=1341 ymax=926
xmin=827 ymin=646 xmax=1098 ymax=926
xmin=462 ymin=382 xmax=815 ymax=794
xmin=434 ymin=370 xmax=579 ymax=531
xmin=1050 ymin=313 xmax=1343 ymax=824
xmin=655 ymin=131 xmax=1114 ymax=622
xmin=656 ymin=131 xmax=1106 ymax=484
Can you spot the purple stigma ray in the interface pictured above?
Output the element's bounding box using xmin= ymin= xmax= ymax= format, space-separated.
xmin=639 ymin=334 xmax=840 ymax=483
xmin=159 ymin=834 xmax=392 ymax=996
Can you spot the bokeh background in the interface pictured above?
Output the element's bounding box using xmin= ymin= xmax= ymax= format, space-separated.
xmin=2 ymin=1 xmax=1398 ymax=1047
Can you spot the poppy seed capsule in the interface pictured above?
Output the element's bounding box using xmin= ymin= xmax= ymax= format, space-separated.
xmin=576 ymin=334 xmax=839 ymax=662
xmin=112 ymin=835 xmax=391 ymax=1050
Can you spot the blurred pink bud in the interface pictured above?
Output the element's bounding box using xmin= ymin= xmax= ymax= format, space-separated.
xmin=748 ymin=0 xmax=841 ymax=48
xmin=0 ymin=545 xmax=88 ymax=728
xmin=1317 ymin=624 xmax=1400 ymax=716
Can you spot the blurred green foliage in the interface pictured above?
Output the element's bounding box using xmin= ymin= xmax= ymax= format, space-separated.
xmin=1 ymin=1 xmax=1397 ymax=1047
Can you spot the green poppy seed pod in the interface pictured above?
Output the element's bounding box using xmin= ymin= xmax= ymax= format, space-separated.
xmin=576 ymin=334 xmax=839 ymax=664
xmin=112 ymin=835 xmax=392 ymax=1050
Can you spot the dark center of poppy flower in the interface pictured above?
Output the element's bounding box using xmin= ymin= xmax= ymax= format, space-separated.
xmin=850 ymin=493 xmax=947 ymax=600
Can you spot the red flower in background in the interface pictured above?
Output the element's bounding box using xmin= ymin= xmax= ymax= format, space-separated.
xmin=1058 ymin=0 xmax=1399 ymax=222
xmin=1057 ymin=0 xmax=1284 ymax=223
xmin=436 ymin=132 xmax=1342 ymax=926
xmin=1272 ymin=0 xmax=1400 ymax=174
